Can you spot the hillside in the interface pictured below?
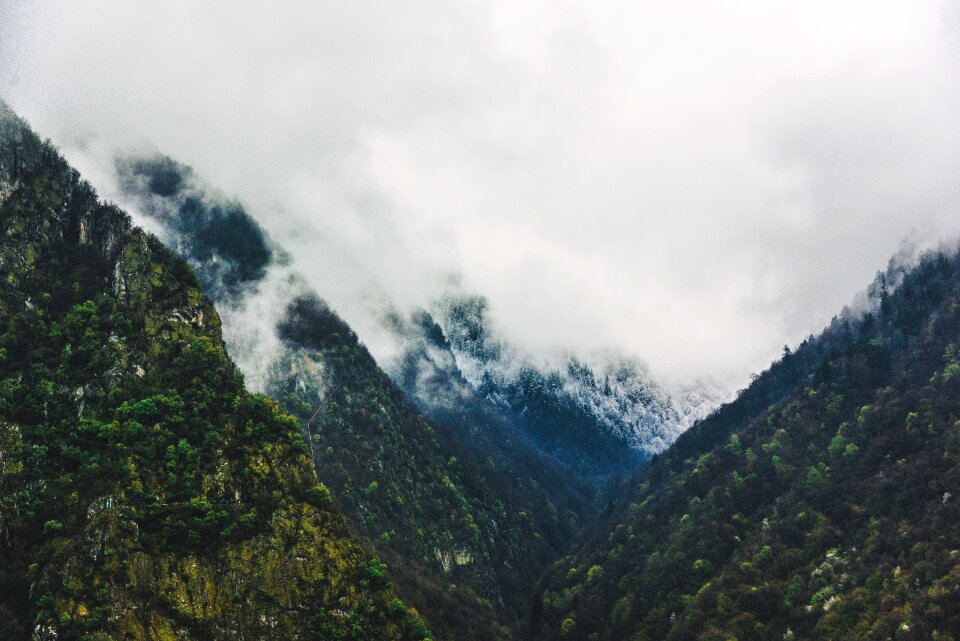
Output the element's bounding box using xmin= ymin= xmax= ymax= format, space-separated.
xmin=0 ymin=103 xmax=430 ymax=640
xmin=11 ymin=102 xmax=956 ymax=641
xmin=112 ymin=152 xmax=602 ymax=640
xmin=534 ymin=250 xmax=960 ymax=640
xmin=426 ymin=294 xmax=727 ymax=480
xmin=113 ymin=150 xmax=726 ymax=487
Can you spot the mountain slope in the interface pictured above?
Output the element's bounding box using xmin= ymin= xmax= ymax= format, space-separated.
xmin=113 ymin=150 xmax=727 ymax=485
xmin=534 ymin=250 xmax=960 ymax=640
xmin=428 ymin=294 xmax=727 ymax=480
xmin=112 ymin=152 xmax=601 ymax=640
xmin=0 ymin=103 xmax=429 ymax=641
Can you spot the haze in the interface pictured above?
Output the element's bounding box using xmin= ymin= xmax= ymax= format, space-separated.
xmin=2 ymin=0 xmax=959 ymax=387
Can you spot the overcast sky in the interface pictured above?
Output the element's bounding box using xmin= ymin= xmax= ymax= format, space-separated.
xmin=2 ymin=0 xmax=959 ymax=387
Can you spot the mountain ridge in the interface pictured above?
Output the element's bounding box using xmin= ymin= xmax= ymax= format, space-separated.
xmin=0 ymin=101 xmax=430 ymax=641
xmin=6 ymin=99 xmax=956 ymax=641
xmin=533 ymin=247 xmax=960 ymax=640
xmin=110 ymin=149 xmax=607 ymax=640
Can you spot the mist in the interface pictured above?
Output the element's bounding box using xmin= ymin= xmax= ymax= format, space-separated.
xmin=2 ymin=0 xmax=959 ymax=388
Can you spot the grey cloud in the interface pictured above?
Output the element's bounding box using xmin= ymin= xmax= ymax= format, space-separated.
xmin=1 ymin=0 xmax=958 ymax=389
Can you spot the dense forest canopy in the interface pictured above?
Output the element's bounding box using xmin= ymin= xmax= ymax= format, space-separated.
xmin=533 ymin=249 xmax=960 ymax=640
xmin=0 ymin=101 xmax=430 ymax=641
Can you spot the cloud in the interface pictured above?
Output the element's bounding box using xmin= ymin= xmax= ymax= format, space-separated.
xmin=2 ymin=0 xmax=959 ymax=387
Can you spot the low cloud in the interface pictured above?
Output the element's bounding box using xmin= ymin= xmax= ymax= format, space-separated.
xmin=2 ymin=0 xmax=959 ymax=388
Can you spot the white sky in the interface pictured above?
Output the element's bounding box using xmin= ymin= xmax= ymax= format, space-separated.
xmin=2 ymin=0 xmax=959 ymax=387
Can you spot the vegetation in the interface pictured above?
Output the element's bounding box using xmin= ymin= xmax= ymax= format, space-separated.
xmin=269 ymin=294 xmax=513 ymax=639
xmin=115 ymin=154 xmax=274 ymax=298
xmin=438 ymin=295 xmax=650 ymax=480
xmin=7 ymin=100 xmax=960 ymax=641
xmin=117 ymin=152 xmax=605 ymax=640
xmin=534 ymin=251 xmax=960 ymax=640
xmin=0 ymin=102 xmax=429 ymax=641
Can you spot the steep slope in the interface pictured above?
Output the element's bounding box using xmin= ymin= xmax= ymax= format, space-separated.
xmin=0 ymin=104 xmax=430 ymax=641
xmin=431 ymin=295 xmax=727 ymax=481
xmin=266 ymin=294 xmax=577 ymax=640
xmin=387 ymin=295 xmax=726 ymax=486
xmin=111 ymin=152 xmax=599 ymax=640
xmin=386 ymin=307 xmax=600 ymax=527
xmin=114 ymin=151 xmax=726 ymax=486
xmin=534 ymin=250 xmax=960 ymax=640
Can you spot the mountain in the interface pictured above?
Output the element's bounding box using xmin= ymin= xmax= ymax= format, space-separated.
xmin=5 ymin=97 xmax=957 ymax=641
xmin=113 ymin=151 xmax=728 ymax=484
xmin=0 ymin=103 xmax=430 ymax=640
xmin=533 ymin=249 xmax=960 ymax=640
xmin=417 ymin=294 xmax=728 ymax=480
xmin=111 ymin=152 xmax=603 ymax=640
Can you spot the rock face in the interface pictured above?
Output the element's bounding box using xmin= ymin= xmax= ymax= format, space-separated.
xmin=0 ymin=103 xmax=429 ymax=640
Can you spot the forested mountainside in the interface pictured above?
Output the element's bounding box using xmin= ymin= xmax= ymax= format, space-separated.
xmin=112 ymin=152 xmax=600 ymax=640
xmin=0 ymin=103 xmax=430 ymax=640
xmin=17 ymin=97 xmax=955 ymax=641
xmin=534 ymin=249 xmax=960 ymax=640
xmin=114 ymin=150 xmax=726 ymax=486
xmin=427 ymin=295 xmax=727 ymax=481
